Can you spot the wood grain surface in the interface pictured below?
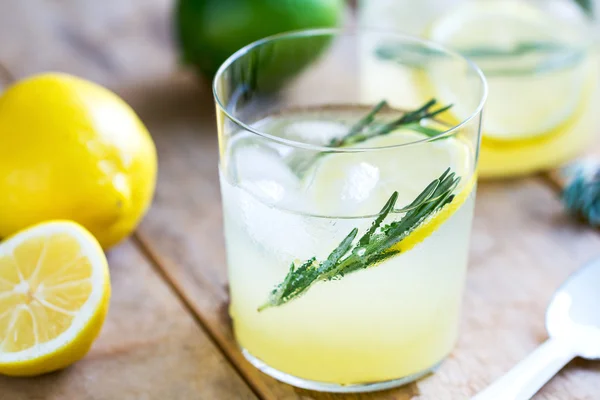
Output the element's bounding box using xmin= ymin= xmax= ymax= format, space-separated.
xmin=0 ymin=240 xmax=257 ymax=400
xmin=0 ymin=0 xmax=599 ymax=399
xmin=127 ymin=78 xmax=600 ymax=400
xmin=0 ymin=0 xmax=176 ymax=85
xmin=0 ymin=0 xmax=258 ymax=399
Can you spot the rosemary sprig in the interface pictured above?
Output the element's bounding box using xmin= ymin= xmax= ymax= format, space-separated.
xmin=331 ymin=98 xmax=451 ymax=147
xmin=258 ymin=168 xmax=461 ymax=311
xmin=376 ymin=41 xmax=585 ymax=76
xmin=574 ymin=0 xmax=593 ymax=16
xmin=288 ymin=99 xmax=450 ymax=176
xmin=337 ymin=99 xmax=388 ymax=143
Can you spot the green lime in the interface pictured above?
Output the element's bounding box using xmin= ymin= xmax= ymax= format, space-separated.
xmin=176 ymin=0 xmax=345 ymax=78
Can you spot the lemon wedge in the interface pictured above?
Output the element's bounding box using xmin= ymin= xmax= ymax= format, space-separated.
xmin=389 ymin=174 xmax=475 ymax=254
xmin=303 ymin=128 xmax=473 ymax=217
xmin=301 ymin=128 xmax=475 ymax=252
xmin=0 ymin=221 xmax=110 ymax=376
xmin=427 ymin=0 xmax=593 ymax=141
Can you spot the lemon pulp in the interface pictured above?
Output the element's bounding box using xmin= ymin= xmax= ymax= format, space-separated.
xmin=0 ymin=221 xmax=110 ymax=376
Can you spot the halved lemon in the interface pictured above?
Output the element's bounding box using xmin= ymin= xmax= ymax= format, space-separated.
xmin=426 ymin=0 xmax=593 ymax=141
xmin=0 ymin=221 xmax=110 ymax=376
xmin=303 ymin=128 xmax=475 ymax=249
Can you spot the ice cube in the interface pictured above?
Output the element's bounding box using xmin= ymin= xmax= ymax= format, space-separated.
xmin=222 ymin=175 xmax=317 ymax=261
xmin=339 ymin=162 xmax=380 ymax=204
xmin=234 ymin=183 xmax=361 ymax=262
xmin=284 ymin=120 xmax=348 ymax=145
xmin=231 ymin=136 xmax=301 ymax=206
xmin=304 ymin=155 xmax=386 ymax=216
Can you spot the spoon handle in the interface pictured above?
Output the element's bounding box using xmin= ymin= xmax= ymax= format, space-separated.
xmin=472 ymin=338 xmax=575 ymax=400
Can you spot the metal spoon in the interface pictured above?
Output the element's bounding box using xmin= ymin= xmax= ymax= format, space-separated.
xmin=472 ymin=257 xmax=600 ymax=400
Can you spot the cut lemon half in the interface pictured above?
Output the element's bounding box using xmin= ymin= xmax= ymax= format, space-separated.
xmin=0 ymin=221 xmax=110 ymax=376
xmin=303 ymin=128 xmax=474 ymax=236
xmin=426 ymin=0 xmax=593 ymax=141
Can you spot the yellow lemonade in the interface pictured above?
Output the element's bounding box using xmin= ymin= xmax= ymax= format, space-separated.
xmin=213 ymin=28 xmax=485 ymax=392
xmin=220 ymin=108 xmax=476 ymax=386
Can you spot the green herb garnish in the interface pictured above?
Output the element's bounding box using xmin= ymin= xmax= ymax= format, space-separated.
xmin=376 ymin=41 xmax=585 ymax=76
xmin=288 ymin=99 xmax=449 ymax=176
xmin=330 ymin=98 xmax=450 ymax=147
xmin=258 ymin=168 xmax=461 ymax=311
xmin=574 ymin=0 xmax=593 ymax=16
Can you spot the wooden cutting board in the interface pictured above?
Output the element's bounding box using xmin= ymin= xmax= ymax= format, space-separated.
xmin=0 ymin=1 xmax=598 ymax=399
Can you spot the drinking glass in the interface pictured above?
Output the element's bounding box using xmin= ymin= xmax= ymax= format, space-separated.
xmin=213 ymin=28 xmax=486 ymax=392
xmin=360 ymin=0 xmax=600 ymax=178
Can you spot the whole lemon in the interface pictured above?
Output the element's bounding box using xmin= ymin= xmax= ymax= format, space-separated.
xmin=0 ymin=73 xmax=157 ymax=249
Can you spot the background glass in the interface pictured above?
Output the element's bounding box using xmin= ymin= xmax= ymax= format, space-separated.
xmin=360 ymin=0 xmax=600 ymax=178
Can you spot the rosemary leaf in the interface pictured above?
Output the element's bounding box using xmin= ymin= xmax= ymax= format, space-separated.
xmin=289 ymin=99 xmax=451 ymax=178
xmin=376 ymin=41 xmax=586 ymax=76
xmin=258 ymin=168 xmax=461 ymax=311
xmin=340 ymin=98 xmax=451 ymax=147
xmin=358 ymin=192 xmax=398 ymax=247
xmin=332 ymin=100 xmax=388 ymax=145
xmin=574 ymin=0 xmax=592 ymax=16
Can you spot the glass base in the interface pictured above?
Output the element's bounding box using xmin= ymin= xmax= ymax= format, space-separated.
xmin=241 ymin=348 xmax=442 ymax=393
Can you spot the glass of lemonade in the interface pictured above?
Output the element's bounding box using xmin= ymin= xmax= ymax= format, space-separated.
xmin=213 ymin=29 xmax=486 ymax=392
xmin=360 ymin=0 xmax=600 ymax=178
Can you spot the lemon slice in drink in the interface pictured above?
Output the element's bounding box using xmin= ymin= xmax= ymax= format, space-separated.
xmin=0 ymin=221 xmax=110 ymax=376
xmin=303 ymin=129 xmax=474 ymax=250
xmin=389 ymin=174 xmax=475 ymax=254
xmin=426 ymin=0 xmax=592 ymax=141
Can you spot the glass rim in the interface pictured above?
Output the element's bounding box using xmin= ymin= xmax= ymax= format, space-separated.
xmin=212 ymin=28 xmax=488 ymax=152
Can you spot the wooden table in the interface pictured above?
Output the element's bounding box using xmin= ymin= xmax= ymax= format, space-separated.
xmin=0 ymin=1 xmax=599 ymax=399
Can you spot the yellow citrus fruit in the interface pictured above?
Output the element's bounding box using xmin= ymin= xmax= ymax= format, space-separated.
xmin=427 ymin=0 xmax=592 ymax=141
xmin=389 ymin=175 xmax=475 ymax=253
xmin=301 ymin=127 xmax=475 ymax=250
xmin=423 ymin=0 xmax=599 ymax=177
xmin=303 ymin=129 xmax=473 ymax=217
xmin=0 ymin=73 xmax=157 ymax=249
xmin=0 ymin=221 xmax=110 ymax=376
